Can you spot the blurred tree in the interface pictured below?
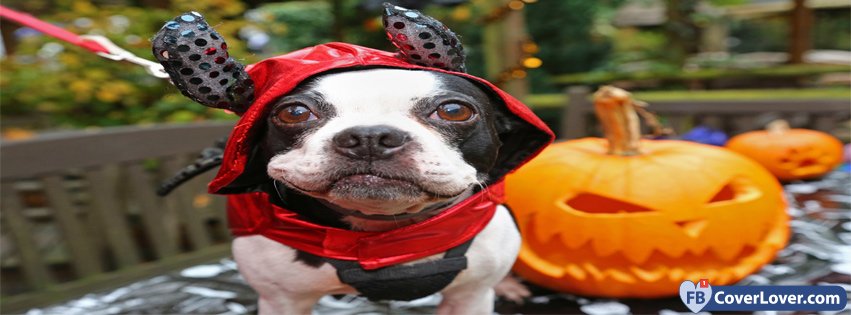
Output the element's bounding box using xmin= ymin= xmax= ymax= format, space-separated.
xmin=357 ymin=0 xmax=468 ymax=10
xmin=727 ymin=15 xmax=788 ymax=53
xmin=726 ymin=5 xmax=849 ymax=54
xmin=0 ymin=0 xmax=482 ymax=129
xmin=664 ymin=0 xmax=701 ymax=67
xmin=525 ymin=1 xmax=621 ymax=75
xmin=333 ymin=0 xmax=393 ymax=51
xmin=787 ymin=0 xmax=812 ymax=64
xmin=248 ymin=1 xmax=334 ymax=54
xmin=812 ymin=8 xmax=850 ymax=51
xmin=604 ymin=28 xmax=675 ymax=73
xmin=0 ymin=0 xmax=253 ymax=129
xmin=167 ymin=0 xmax=479 ymax=72
xmin=523 ymin=0 xmax=623 ymax=93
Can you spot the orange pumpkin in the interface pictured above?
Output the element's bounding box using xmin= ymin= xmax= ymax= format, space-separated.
xmin=726 ymin=120 xmax=843 ymax=181
xmin=506 ymin=87 xmax=789 ymax=298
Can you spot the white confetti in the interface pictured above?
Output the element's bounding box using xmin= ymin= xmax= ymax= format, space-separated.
xmin=741 ymin=274 xmax=771 ymax=285
xmin=803 ymin=200 xmax=823 ymax=211
xmin=181 ymin=264 xmax=226 ymax=278
xmin=826 ymin=195 xmax=851 ymax=203
xmin=226 ymin=302 xmax=248 ymax=313
xmin=833 ymin=246 xmax=851 ymax=263
xmin=316 ymin=295 xmax=368 ymax=309
xmin=831 ymin=262 xmax=851 ymax=275
xmin=220 ymin=258 xmax=239 ymax=270
xmin=838 ymin=232 xmax=851 ymax=244
xmin=761 ymin=264 xmax=795 ymax=275
xmin=99 ymin=287 xmax=130 ymax=303
xmin=389 ymin=293 xmax=441 ymax=308
xmin=181 ymin=286 xmax=237 ymax=299
xmin=784 ymin=184 xmax=819 ymax=194
xmin=580 ymin=301 xmax=630 ymax=315
xmin=71 ymin=297 xmax=100 ymax=308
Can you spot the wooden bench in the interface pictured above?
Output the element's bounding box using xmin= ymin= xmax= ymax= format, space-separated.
xmin=559 ymin=86 xmax=851 ymax=139
xmin=0 ymin=122 xmax=235 ymax=313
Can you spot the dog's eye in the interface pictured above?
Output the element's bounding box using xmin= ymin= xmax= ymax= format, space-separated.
xmin=277 ymin=105 xmax=317 ymax=123
xmin=430 ymin=103 xmax=474 ymax=122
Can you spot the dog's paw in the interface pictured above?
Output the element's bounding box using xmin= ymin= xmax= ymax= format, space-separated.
xmin=494 ymin=274 xmax=531 ymax=304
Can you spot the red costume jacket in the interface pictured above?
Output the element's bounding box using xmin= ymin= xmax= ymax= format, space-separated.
xmin=209 ymin=43 xmax=554 ymax=270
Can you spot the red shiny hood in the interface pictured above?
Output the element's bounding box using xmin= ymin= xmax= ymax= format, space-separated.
xmin=209 ymin=42 xmax=553 ymax=193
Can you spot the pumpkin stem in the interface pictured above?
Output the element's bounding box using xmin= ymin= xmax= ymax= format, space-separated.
xmin=766 ymin=119 xmax=791 ymax=134
xmin=593 ymin=86 xmax=642 ymax=156
xmin=634 ymin=102 xmax=673 ymax=138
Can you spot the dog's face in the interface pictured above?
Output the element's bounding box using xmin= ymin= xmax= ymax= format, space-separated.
xmin=263 ymin=68 xmax=504 ymax=215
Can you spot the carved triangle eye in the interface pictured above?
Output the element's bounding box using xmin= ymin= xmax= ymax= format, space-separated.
xmin=708 ymin=182 xmax=736 ymax=203
xmin=565 ymin=193 xmax=655 ymax=214
xmin=707 ymin=177 xmax=759 ymax=204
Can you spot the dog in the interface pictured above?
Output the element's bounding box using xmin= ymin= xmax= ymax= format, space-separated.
xmin=153 ymin=5 xmax=552 ymax=314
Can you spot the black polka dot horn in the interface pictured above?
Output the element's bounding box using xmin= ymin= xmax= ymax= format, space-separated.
xmin=152 ymin=12 xmax=255 ymax=114
xmin=382 ymin=3 xmax=466 ymax=73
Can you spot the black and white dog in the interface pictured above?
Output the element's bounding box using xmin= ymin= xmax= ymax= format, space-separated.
xmin=244 ymin=69 xmax=522 ymax=314
xmin=154 ymin=5 xmax=551 ymax=314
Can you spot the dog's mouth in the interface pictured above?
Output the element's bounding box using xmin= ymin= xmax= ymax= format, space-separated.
xmin=320 ymin=174 xmax=469 ymax=220
xmin=320 ymin=198 xmax=448 ymax=220
xmin=327 ymin=173 xmax=425 ymax=200
xmin=328 ymin=173 xmax=469 ymax=199
xmin=272 ymin=170 xmax=475 ymax=220
xmin=332 ymin=174 xmax=420 ymax=192
xmin=276 ymin=170 xmax=466 ymax=198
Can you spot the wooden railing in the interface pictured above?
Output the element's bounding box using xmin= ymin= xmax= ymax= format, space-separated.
xmin=560 ymin=86 xmax=851 ymax=139
xmin=0 ymin=122 xmax=235 ymax=313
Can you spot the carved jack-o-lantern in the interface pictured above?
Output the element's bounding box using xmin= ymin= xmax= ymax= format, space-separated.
xmin=506 ymin=87 xmax=789 ymax=298
xmin=726 ymin=121 xmax=843 ymax=181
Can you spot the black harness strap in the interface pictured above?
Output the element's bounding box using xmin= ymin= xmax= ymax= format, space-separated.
xmin=327 ymin=239 xmax=474 ymax=301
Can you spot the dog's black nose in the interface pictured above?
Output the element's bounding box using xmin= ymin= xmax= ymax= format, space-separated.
xmin=333 ymin=125 xmax=410 ymax=160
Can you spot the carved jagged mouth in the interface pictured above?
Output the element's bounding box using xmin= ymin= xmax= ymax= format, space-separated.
xmin=519 ymin=212 xmax=789 ymax=286
xmin=526 ymin=233 xmax=757 ymax=284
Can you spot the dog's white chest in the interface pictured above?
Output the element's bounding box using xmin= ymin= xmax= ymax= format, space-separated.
xmin=232 ymin=205 xmax=519 ymax=314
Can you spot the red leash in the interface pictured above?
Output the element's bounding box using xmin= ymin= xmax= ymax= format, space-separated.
xmin=0 ymin=5 xmax=169 ymax=78
xmin=0 ymin=5 xmax=109 ymax=54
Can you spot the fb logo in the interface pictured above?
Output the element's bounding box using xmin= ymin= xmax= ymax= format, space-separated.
xmin=680 ymin=279 xmax=712 ymax=313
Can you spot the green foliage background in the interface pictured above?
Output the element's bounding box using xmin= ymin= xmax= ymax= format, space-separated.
xmin=0 ymin=0 xmax=491 ymax=129
xmin=2 ymin=0 xmax=848 ymax=130
xmin=0 ymin=0 xmax=253 ymax=128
